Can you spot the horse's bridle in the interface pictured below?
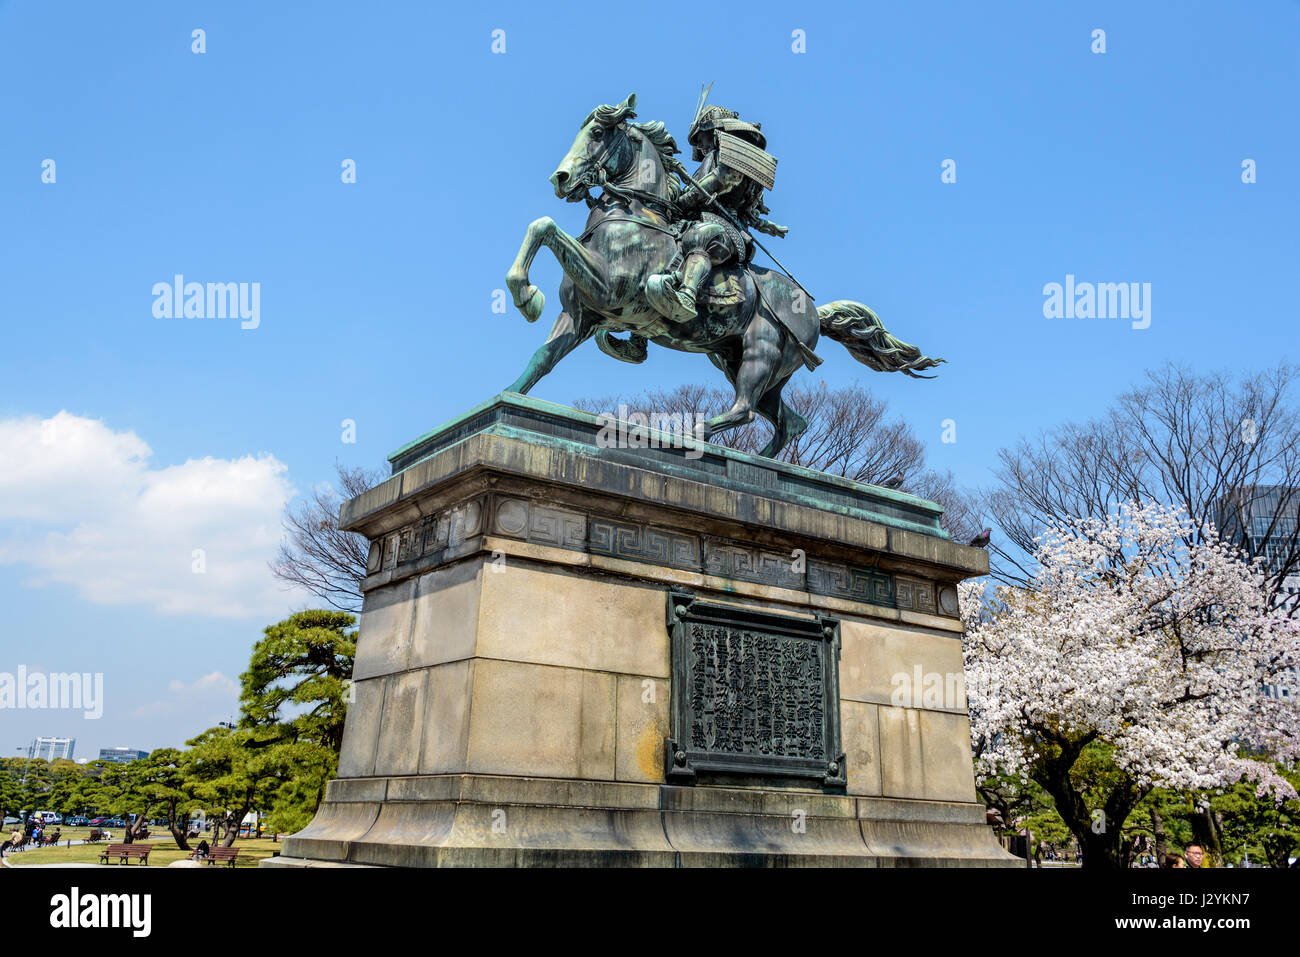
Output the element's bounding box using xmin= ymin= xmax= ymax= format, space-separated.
xmin=575 ymin=122 xmax=681 ymax=222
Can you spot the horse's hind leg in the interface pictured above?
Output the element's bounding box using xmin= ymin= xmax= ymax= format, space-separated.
xmin=779 ymin=400 xmax=808 ymax=448
xmin=755 ymin=376 xmax=806 ymax=458
xmin=703 ymin=340 xmax=779 ymax=441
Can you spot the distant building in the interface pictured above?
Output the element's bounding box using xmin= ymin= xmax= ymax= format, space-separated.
xmin=1217 ymin=485 xmax=1300 ymax=700
xmin=31 ymin=736 xmax=75 ymax=761
xmin=97 ymin=747 xmax=148 ymax=764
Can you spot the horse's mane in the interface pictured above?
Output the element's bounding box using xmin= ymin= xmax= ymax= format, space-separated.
xmin=585 ymin=102 xmax=683 ymax=201
xmin=629 ymin=120 xmax=682 ymax=201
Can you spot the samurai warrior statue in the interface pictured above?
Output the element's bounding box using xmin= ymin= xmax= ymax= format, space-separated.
xmin=646 ymin=86 xmax=788 ymax=322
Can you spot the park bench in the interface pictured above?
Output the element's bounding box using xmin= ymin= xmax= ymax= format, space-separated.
xmin=205 ymin=846 xmax=240 ymax=867
xmin=2 ymin=836 xmax=29 ymax=856
xmin=87 ymin=828 xmax=104 ymax=842
xmin=98 ymin=843 xmax=153 ymax=865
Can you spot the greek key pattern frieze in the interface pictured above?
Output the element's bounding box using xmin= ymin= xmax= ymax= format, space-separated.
xmin=588 ymin=518 xmax=701 ymax=569
xmin=806 ymin=559 xmax=895 ymax=607
xmin=703 ymin=539 xmax=803 ymax=590
xmin=895 ymin=575 xmax=937 ymax=614
xmin=363 ymin=495 xmax=964 ymax=616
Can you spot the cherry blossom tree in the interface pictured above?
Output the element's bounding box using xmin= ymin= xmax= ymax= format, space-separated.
xmin=982 ymin=363 xmax=1300 ymax=605
xmin=961 ymin=501 xmax=1300 ymax=868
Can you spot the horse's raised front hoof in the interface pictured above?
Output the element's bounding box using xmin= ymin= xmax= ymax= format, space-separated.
xmin=519 ymin=286 xmax=545 ymax=322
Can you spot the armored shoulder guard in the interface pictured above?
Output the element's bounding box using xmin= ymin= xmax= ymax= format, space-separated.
xmin=716 ymin=130 xmax=777 ymax=190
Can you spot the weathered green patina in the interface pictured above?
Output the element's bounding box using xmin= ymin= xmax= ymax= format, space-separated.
xmin=505 ymin=91 xmax=944 ymax=459
xmin=379 ymin=392 xmax=951 ymax=541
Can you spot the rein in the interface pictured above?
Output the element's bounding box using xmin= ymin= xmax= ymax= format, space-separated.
xmin=573 ymin=123 xmax=681 ymax=233
xmin=593 ymin=177 xmax=680 ymax=218
xmin=578 ymin=211 xmax=680 ymax=244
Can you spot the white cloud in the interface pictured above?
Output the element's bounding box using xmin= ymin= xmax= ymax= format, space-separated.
xmin=0 ymin=411 xmax=304 ymax=618
xmin=166 ymin=672 xmax=239 ymax=696
xmin=135 ymin=671 xmax=241 ymax=720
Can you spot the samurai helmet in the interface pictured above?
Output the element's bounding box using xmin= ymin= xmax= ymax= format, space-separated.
xmin=687 ymin=83 xmax=765 ymax=160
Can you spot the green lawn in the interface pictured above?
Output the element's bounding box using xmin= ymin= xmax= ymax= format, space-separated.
xmin=5 ymin=826 xmax=170 ymax=847
xmin=5 ymin=834 xmax=282 ymax=868
xmin=8 ymin=826 xmax=100 ymax=844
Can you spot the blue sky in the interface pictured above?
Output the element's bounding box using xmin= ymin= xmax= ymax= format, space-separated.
xmin=1 ymin=1 xmax=1296 ymax=758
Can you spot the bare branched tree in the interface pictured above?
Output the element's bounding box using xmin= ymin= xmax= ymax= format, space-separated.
xmin=984 ymin=363 xmax=1300 ymax=606
xmin=575 ymin=380 xmax=980 ymax=542
xmin=908 ymin=468 xmax=983 ymax=544
xmin=271 ymin=462 xmax=385 ymax=614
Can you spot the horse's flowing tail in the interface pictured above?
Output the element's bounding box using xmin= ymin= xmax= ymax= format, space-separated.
xmin=817 ymin=300 xmax=945 ymax=378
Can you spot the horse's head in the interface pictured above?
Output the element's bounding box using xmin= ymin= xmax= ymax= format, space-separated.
xmin=550 ymin=93 xmax=647 ymax=202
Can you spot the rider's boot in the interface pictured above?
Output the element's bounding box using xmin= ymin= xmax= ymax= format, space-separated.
xmin=646 ymin=252 xmax=711 ymax=322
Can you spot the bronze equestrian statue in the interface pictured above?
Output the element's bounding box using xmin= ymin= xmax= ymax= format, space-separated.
xmin=505 ymin=91 xmax=943 ymax=459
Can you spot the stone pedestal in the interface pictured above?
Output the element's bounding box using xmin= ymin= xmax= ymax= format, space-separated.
xmin=266 ymin=394 xmax=1017 ymax=867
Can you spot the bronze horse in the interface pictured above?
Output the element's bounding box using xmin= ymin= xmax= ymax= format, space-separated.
xmin=505 ymin=93 xmax=942 ymax=458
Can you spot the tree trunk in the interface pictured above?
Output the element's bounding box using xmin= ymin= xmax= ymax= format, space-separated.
xmin=1076 ymin=825 xmax=1125 ymax=869
xmin=1211 ymin=810 xmax=1226 ymax=865
xmin=123 ymin=811 xmax=150 ymax=844
xmin=1151 ymin=808 xmax=1167 ymax=864
xmin=168 ymin=824 xmax=191 ymax=850
xmin=1033 ymin=745 xmax=1139 ymax=869
xmin=1121 ymin=835 xmax=1138 ymax=868
xmin=1189 ymin=801 xmax=1223 ymax=866
xmin=221 ymin=804 xmax=250 ymax=847
xmin=165 ymin=800 xmax=191 ymax=851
